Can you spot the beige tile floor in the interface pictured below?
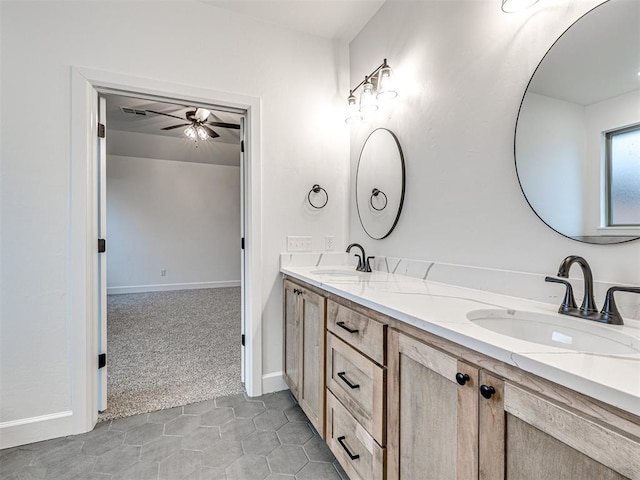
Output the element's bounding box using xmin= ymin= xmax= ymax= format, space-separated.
xmin=0 ymin=391 xmax=349 ymax=480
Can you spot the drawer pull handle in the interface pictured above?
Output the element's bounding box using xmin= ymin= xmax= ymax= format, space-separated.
xmin=337 ymin=371 xmax=360 ymax=389
xmin=337 ymin=435 xmax=360 ymax=460
xmin=336 ymin=321 xmax=359 ymax=334
xmin=480 ymin=385 xmax=496 ymax=399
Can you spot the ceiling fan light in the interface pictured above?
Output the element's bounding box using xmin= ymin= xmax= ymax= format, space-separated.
xmin=184 ymin=125 xmax=197 ymax=139
xmin=196 ymin=125 xmax=208 ymax=140
xmin=195 ymin=108 xmax=211 ymax=122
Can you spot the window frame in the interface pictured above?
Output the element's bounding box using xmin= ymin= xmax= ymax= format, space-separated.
xmin=604 ymin=123 xmax=640 ymax=227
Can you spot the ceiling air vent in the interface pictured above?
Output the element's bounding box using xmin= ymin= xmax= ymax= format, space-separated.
xmin=120 ymin=106 xmax=147 ymax=116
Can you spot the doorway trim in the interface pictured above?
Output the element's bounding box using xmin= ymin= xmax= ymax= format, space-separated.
xmin=70 ymin=67 xmax=262 ymax=432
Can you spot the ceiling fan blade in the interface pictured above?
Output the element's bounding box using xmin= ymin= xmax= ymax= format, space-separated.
xmin=194 ymin=108 xmax=211 ymax=122
xmin=161 ymin=123 xmax=191 ymax=131
xmin=202 ymin=125 xmax=220 ymax=139
xmin=205 ymin=121 xmax=241 ymax=130
xmin=146 ymin=110 xmax=186 ymax=121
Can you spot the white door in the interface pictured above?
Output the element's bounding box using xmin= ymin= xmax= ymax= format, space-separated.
xmin=239 ymin=116 xmax=246 ymax=384
xmin=97 ymin=95 xmax=108 ymax=412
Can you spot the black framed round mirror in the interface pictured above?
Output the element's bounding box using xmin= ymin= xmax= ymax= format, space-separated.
xmin=356 ymin=128 xmax=406 ymax=240
xmin=515 ymin=0 xmax=640 ymax=244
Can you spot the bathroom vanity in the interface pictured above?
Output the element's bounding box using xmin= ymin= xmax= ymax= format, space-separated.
xmin=281 ymin=262 xmax=640 ymax=480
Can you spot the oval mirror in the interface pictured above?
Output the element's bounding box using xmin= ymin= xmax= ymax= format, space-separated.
xmin=515 ymin=0 xmax=640 ymax=244
xmin=356 ymin=128 xmax=406 ymax=239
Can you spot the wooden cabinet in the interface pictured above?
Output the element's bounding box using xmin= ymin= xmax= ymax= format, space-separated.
xmin=283 ymin=276 xmax=640 ymax=480
xmin=283 ymin=279 xmax=326 ymax=437
xmin=387 ymin=328 xmax=640 ymax=480
xmin=387 ymin=328 xmax=479 ymax=480
xmin=479 ymin=372 xmax=639 ymax=480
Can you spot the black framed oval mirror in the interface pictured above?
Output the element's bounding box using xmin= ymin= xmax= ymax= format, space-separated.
xmin=356 ymin=128 xmax=406 ymax=239
xmin=515 ymin=0 xmax=640 ymax=244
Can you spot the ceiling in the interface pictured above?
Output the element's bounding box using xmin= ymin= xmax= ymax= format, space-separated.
xmin=201 ymin=0 xmax=385 ymax=42
xmin=104 ymin=94 xmax=242 ymax=166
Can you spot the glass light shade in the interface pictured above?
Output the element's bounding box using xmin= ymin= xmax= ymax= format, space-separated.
xmin=184 ymin=124 xmax=197 ymax=139
xmin=501 ymin=0 xmax=539 ymax=13
xmin=196 ymin=125 xmax=208 ymax=140
xmin=359 ymin=80 xmax=378 ymax=114
xmin=376 ymin=66 xmax=398 ymax=100
xmin=345 ymin=94 xmax=363 ymax=124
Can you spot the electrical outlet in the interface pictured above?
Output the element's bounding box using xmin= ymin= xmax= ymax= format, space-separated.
xmin=160 ymin=269 xmax=167 ymax=277
xmin=324 ymin=235 xmax=334 ymax=251
xmin=287 ymin=236 xmax=313 ymax=252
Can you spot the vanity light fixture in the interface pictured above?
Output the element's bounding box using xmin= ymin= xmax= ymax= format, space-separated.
xmin=501 ymin=0 xmax=539 ymax=13
xmin=345 ymin=58 xmax=398 ymax=123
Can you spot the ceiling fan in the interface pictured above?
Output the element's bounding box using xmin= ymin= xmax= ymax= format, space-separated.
xmin=147 ymin=107 xmax=240 ymax=140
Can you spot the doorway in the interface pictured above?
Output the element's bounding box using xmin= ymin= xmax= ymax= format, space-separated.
xmin=97 ymin=93 xmax=245 ymax=420
xmin=70 ymin=68 xmax=263 ymax=433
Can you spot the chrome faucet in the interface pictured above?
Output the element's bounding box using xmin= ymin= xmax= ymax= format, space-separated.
xmin=346 ymin=243 xmax=374 ymax=272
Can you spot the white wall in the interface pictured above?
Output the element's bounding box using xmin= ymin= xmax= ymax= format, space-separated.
xmin=0 ymin=1 xmax=349 ymax=438
xmin=107 ymin=155 xmax=240 ymax=293
xmin=348 ymin=0 xmax=640 ymax=286
xmin=517 ymin=93 xmax=586 ymax=237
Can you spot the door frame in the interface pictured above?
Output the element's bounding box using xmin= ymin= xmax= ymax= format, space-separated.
xmin=70 ymin=67 xmax=262 ymax=432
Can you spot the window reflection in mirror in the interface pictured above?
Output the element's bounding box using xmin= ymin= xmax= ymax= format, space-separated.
xmin=515 ymin=0 xmax=639 ymax=244
xmin=606 ymin=125 xmax=640 ymax=226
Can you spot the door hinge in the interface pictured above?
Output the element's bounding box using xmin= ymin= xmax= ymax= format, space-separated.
xmin=98 ymin=238 xmax=106 ymax=253
xmin=240 ymin=140 xmax=245 ymax=153
xmin=98 ymin=353 xmax=107 ymax=369
xmin=241 ymin=334 xmax=245 ymax=346
xmin=241 ymin=237 xmax=245 ymax=250
xmin=98 ymin=123 xmax=106 ymax=138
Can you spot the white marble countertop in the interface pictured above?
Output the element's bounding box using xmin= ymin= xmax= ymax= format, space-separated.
xmin=281 ymin=260 xmax=640 ymax=417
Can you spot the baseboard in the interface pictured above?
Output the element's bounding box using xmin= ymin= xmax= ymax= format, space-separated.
xmin=107 ymin=280 xmax=241 ymax=295
xmin=0 ymin=411 xmax=74 ymax=449
xmin=261 ymin=371 xmax=288 ymax=395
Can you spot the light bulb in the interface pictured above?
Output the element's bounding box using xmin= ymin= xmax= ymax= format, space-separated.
xmin=196 ymin=125 xmax=208 ymax=140
xmin=184 ymin=125 xmax=197 ymax=139
xmin=345 ymin=93 xmax=363 ymax=124
xmin=376 ymin=64 xmax=398 ymax=100
xmin=359 ymin=78 xmax=378 ymax=114
xmin=501 ymin=0 xmax=539 ymax=13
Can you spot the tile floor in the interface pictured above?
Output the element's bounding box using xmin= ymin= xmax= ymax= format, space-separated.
xmin=0 ymin=391 xmax=349 ymax=480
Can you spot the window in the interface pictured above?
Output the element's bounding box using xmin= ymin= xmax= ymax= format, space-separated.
xmin=605 ymin=124 xmax=640 ymax=226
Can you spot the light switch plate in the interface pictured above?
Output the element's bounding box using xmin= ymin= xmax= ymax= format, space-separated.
xmin=287 ymin=236 xmax=313 ymax=252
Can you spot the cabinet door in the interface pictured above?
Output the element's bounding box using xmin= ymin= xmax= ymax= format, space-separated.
xmin=283 ymin=280 xmax=301 ymax=398
xmin=479 ymin=372 xmax=640 ymax=480
xmin=299 ymin=288 xmax=326 ymax=437
xmin=387 ymin=329 xmax=479 ymax=480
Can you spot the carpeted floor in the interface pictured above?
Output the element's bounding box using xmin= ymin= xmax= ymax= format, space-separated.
xmin=98 ymin=287 xmax=244 ymax=422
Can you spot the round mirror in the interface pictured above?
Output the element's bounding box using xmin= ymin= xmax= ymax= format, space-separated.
xmin=515 ymin=0 xmax=639 ymax=244
xmin=356 ymin=128 xmax=406 ymax=239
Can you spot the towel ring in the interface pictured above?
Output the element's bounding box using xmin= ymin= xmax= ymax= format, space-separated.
xmin=370 ymin=188 xmax=388 ymax=211
xmin=308 ymin=184 xmax=328 ymax=209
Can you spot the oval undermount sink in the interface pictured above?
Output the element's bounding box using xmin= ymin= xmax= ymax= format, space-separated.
xmin=467 ymin=309 xmax=640 ymax=355
xmin=309 ymin=268 xmax=366 ymax=278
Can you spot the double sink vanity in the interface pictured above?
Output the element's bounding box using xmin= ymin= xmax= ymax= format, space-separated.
xmin=280 ymin=253 xmax=640 ymax=480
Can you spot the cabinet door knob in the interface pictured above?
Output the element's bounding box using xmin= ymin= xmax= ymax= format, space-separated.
xmin=456 ymin=373 xmax=470 ymax=386
xmin=480 ymin=385 xmax=496 ymax=399
xmin=337 ymin=436 xmax=360 ymax=460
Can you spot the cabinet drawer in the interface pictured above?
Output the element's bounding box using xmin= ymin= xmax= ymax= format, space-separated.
xmin=327 ymin=300 xmax=385 ymax=365
xmin=327 ymin=390 xmax=385 ymax=480
xmin=327 ymin=333 xmax=386 ymax=445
